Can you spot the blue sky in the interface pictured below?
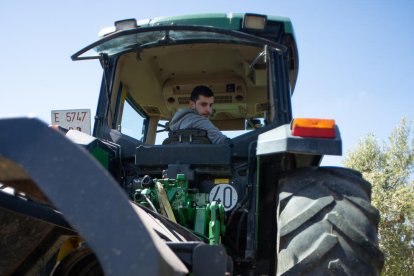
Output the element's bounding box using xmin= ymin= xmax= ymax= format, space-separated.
xmin=1 ymin=0 xmax=413 ymax=166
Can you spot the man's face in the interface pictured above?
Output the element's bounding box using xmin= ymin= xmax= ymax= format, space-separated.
xmin=190 ymin=95 xmax=214 ymax=117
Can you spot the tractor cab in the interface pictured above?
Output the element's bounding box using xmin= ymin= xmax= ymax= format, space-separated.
xmin=71 ymin=14 xmax=298 ymax=154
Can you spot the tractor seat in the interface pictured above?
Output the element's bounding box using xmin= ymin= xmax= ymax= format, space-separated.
xmin=162 ymin=129 xmax=211 ymax=145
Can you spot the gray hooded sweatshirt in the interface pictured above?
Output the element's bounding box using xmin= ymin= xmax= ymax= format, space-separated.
xmin=169 ymin=108 xmax=228 ymax=144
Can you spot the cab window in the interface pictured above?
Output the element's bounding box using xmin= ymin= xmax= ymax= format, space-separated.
xmin=119 ymin=99 xmax=147 ymax=141
xmin=155 ymin=119 xmax=169 ymax=144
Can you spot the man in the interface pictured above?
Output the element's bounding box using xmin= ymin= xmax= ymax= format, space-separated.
xmin=169 ymin=85 xmax=228 ymax=144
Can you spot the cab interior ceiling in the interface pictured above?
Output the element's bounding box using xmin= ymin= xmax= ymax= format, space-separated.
xmin=113 ymin=43 xmax=268 ymax=126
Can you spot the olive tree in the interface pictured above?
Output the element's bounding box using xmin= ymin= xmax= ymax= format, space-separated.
xmin=343 ymin=118 xmax=414 ymax=275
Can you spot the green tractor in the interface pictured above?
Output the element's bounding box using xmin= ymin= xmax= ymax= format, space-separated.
xmin=0 ymin=13 xmax=383 ymax=275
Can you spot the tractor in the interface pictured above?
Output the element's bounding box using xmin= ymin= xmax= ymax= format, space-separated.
xmin=0 ymin=13 xmax=383 ymax=275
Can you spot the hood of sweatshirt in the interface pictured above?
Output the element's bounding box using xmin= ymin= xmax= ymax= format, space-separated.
xmin=169 ymin=108 xmax=196 ymax=130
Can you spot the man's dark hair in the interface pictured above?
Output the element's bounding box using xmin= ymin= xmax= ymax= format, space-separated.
xmin=190 ymin=85 xmax=214 ymax=102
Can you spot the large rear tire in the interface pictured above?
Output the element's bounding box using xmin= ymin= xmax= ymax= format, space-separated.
xmin=276 ymin=167 xmax=383 ymax=275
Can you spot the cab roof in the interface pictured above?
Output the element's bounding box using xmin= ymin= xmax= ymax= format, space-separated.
xmin=72 ymin=13 xmax=298 ymax=92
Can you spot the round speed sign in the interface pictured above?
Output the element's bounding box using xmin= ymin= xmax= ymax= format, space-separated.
xmin=209 ymin=184 xmax=238 ymax=211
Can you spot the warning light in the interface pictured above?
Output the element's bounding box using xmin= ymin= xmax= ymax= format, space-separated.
xmin=291 ymin=118 xmax=336 ymax=139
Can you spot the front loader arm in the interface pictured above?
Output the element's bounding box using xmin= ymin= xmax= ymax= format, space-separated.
xmin=0 ymin=117 xmax=187 ymax=275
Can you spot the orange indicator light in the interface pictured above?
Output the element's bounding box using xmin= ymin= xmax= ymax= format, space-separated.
xmin=291 ymin=118 xmax=336 ymax=138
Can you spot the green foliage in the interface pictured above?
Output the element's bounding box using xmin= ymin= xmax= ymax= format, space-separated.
xmin=343 ymin=118 xmax=414 ymax=275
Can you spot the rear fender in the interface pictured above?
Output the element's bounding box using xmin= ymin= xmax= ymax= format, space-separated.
xmin=257 ymin=124 xmax=342 ymax=156
xmin=256 ymin=123 xmax=342 ymax=167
